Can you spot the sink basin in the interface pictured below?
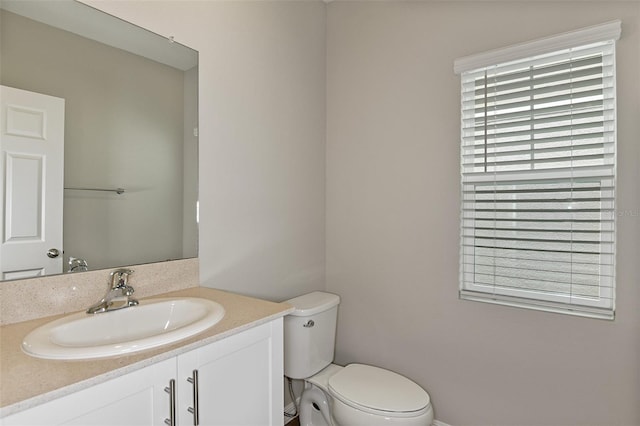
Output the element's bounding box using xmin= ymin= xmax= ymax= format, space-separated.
xmin=22 ymin=297 xmax=225 ymax=360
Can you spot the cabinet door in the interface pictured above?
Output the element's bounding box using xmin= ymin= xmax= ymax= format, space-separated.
xmin=1 ymin=358 xmax=176 ymax=426
xmin=177 ymin=319 xmax=283 ymax=426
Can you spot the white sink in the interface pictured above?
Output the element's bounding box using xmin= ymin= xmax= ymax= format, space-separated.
xmin=22 ymin=297 xmax=225 ymax=360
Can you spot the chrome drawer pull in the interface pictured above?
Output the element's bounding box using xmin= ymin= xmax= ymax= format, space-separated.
xmin=164 ymin=379 xmax=176 ymax=426
xmin=187 ymin=369 xmax=200 ymax=425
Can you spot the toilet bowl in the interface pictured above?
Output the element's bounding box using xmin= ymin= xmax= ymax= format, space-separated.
xmin=283 ymin=292 xmax=434 ymax=426
xmin=300 ymin=363 xmax=433 ymax=426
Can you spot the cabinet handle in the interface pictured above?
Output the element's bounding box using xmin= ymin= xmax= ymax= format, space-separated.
xmin=187 ymin=369 xmax=200 ymax=425
xmin=164 ymin=379 xmax=176 ymax=426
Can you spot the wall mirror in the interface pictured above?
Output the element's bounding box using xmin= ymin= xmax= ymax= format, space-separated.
xmin=0 ymin=0 xmax=198 ymax=281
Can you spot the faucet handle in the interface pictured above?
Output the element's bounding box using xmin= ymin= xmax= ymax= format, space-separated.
xmin=109 ymin=268 xmax=134 ymax=289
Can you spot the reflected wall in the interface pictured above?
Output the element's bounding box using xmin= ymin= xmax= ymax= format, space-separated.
xmin=0 ymin=10 xmax=198 ymax=274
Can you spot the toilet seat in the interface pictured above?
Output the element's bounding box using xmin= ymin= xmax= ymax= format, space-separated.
xmin=327 ymin=364 xmax=430 ymax=418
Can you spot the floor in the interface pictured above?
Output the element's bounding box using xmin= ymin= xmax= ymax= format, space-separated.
xmin=285 ymin=415 xmax=300 ymax=426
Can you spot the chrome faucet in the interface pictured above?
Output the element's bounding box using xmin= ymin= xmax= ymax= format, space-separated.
xmin=86 ymin=269 xmax=139 ymax=314
xmin=68 ymin=257 xmax=88 ymax=273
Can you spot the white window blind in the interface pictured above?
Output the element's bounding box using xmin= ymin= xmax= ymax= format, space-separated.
xmin=455 ymin=22 xmax=620 ymax=319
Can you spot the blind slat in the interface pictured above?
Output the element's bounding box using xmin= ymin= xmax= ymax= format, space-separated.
xmin=463 ymin=89 xmax=608 ymax=115
xmin=464 ymin=109 xmax=607 ymax=132
xmin=463 ymin=99 xmax=605 ymax=125
xmin=471 ymin=119 xmax=613 ymax=142
xmin=472 ymin=77 xmax=605 ymax=106
xmin=473 ymin=62 xmax=608 ymax=96
xmin=472 ymin=55 xmax=603 ymax=85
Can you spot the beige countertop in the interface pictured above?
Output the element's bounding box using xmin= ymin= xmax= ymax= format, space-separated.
xmin=0 ymin=287 xmax=293 ymax=418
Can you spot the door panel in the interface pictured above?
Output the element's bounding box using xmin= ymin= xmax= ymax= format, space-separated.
xmin=0 ymin=86 xmax=65 ymax=278
xmin=5 ymin=153 xmax=43 ymax=240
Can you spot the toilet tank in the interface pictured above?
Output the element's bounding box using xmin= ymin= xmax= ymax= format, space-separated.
xmin=283 ymin=291 xmax=340 ymax=379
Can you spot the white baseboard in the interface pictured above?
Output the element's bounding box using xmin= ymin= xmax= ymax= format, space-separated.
xmin=433 ymin=420 xmax=452 ymax=426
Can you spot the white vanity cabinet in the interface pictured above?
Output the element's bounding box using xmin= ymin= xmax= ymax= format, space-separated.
xmin=1 ymin=320 xmax=283 ymax=426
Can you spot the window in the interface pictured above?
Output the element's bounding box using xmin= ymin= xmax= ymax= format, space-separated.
xmin=454 ymin=21 xmax=621 ymax=319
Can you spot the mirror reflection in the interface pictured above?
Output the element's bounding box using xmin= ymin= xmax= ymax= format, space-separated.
xmin=0 ymin=0 xmax=198 ymax=281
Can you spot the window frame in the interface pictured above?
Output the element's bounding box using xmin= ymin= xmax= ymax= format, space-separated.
xmin=454 ymin=21 xmax=621 ymax=320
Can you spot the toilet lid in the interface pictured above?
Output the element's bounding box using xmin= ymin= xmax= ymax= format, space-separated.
xmin=328 ymin=364 xmax=430 ymax=415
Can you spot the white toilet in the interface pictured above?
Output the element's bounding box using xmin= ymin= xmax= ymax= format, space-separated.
xmin=284 ymin=291 xmax=434 ymax=426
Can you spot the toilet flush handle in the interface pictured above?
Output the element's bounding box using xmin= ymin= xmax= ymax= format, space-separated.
xmin=303 ymin=320 xmax=315 ymax=328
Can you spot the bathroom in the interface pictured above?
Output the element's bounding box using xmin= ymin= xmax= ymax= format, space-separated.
xmin=0 ymin=0 xmax=639 ymax=425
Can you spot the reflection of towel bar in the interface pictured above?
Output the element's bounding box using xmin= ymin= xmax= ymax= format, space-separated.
xmin=64 ymin=187 xmax=125 ymax=194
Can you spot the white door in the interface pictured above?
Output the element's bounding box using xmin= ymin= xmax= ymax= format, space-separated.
xmin=0 ymin=86 xmax=65 ymax=280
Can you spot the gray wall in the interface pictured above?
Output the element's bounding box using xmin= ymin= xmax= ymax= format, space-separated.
xmin=0 ymin=10 xmax=192 ymax=270
xmin=326 ymin=2 xmax=640 ymax=425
